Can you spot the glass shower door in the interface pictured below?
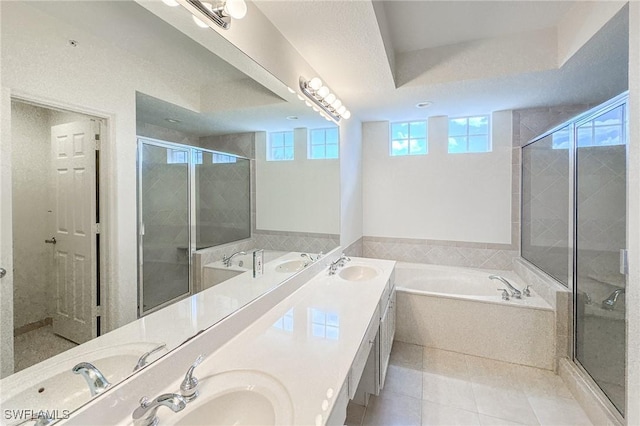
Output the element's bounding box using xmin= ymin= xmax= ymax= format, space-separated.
xmin=138 ymin=140 xmax=191 ymax=315
xmin=575 ymin=102 xmax=627 ymax=415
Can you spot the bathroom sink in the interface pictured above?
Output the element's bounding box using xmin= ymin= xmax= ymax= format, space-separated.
xmin=165 ymin=370 xmax=293 ymax=426
xmin=275 ymin=259 xmax=307 ymax=273
xmin=339 ymin=265 xmax=379 ymax=281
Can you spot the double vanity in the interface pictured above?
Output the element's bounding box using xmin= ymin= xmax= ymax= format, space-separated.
xmin=4 ymin=251 xmax=396 ymax=426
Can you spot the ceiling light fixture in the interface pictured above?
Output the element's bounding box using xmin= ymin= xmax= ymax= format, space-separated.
xmin=180 ymin=0 xmax=247 ymax=30
xmin=299 ymin=76 xmax=350 ymax=122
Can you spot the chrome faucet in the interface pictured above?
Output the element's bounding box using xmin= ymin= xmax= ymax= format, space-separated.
xmin=180 ymin=355 xmax=204 ymax=402
xmin=301 ymin=253 xmax=316 ymax=263
xmin=329 ymin=253 xmax=351 ymax=275
xmin=222 ymin=251 xmax=246 ymax=267
xmin=72 ymin=362 xmax=111 ymax=396
xmin=489 ymin=275 xmax=522 ymax=299
xmin=133 ymin=343 xmax=167 ymax=372
xmin=132 ymin=393 xmax=187 ymax=426
xmin=602 ymin=288 xmax=625 ymax=311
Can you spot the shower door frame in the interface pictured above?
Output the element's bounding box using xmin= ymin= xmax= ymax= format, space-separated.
xmin=520 ymin=91 xmax=629 ymax=422
xmin=136 ymin=137 xmax=195 ymax=317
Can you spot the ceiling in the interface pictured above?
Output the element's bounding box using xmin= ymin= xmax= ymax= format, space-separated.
xmin=254 ymin=0 xmax=629 ymax=122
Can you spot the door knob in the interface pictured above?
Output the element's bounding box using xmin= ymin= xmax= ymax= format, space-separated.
xmin=0 ymin=268 xmax=6 ymax=278
xmin=45 ymin=237 xmax=57 ymax=245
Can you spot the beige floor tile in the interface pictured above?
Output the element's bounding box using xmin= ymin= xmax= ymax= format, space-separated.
xmin=346 ymin=401 xmax=366 ymax=426
xmin=423 ymin=347 xmax=470 ymax=380
xmin=363 ymin=391 xmax=422 ymax=426
xmin=515 ymin=366 xmax=573 ymax=399
xmin=478 ymin=414 xmax=531 ymax=425
xmin=472 ymin=383 xmax=540 ymax=425
xmin=422 ymin=372 xmax=477 ymax=412
xmin=384 ymin=364 xmax=423 ymax=399
xmin=527 ymin=396 xmax=593 ymax=426
xmin=391 ymin=341 xmax=423 ymax=370
xmin=466 ymin=355 xmax=522 ymax=390
xmin=422 ymin=400 xmax=481 ymax=426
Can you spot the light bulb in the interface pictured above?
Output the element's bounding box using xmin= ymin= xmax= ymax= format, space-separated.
xmin=305 ymin=100 xmax=312 ymax=107
xmin=287 ymin=87 xmax=295 ymax=94
xmin=343 ymin=110 xmax=351 ymax=119
xmin=331 ymin=99 xmax=342 ymax=110
xmin=297 ymin=94 xmax=304 ymax=101
xmin=324 ymin=93 xmax=336 ymax=104
xmin=337 ymin=105 xmax=347 ymax=115
xmin=162 ymin=0 xmax=179 ymax=6
xmin=192 ymin=15 xmax=209 ymax=28
xmin=309 ymin=77 xmax=322 ymax=91
xmin=224 ymin=0 xmax=247 ymax=19
xmin=317 ymin=86 xmax=330 ymax=98
xmin=313 ymin=106 xmax=319 ymax=112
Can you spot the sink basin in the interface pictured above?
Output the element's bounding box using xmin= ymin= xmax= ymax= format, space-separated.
xmin=275 ymin=259 xmax=307 ymax=273
xmin=166 ymin=370 xmax=293 ymax=426
xmin=339 ymin=265 xmax=379 ymax=281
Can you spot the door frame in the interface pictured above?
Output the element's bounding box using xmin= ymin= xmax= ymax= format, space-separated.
xmin=1 ymin=90 xmax=111 ymax=372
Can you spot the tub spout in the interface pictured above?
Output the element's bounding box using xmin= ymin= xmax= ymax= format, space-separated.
xmin=489 ymin=275 xmax=522 ymax=299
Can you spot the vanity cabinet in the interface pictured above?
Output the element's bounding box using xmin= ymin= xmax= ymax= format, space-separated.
xmin=351 ymin=274 xmax=396 ymax=404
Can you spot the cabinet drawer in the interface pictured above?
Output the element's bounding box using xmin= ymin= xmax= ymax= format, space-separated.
xmin=349 ymin=305 xmax=380 ymax=398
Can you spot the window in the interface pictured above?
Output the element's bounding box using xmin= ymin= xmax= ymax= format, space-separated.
xmin=390 ymin=121 xmax=427 ymax=156
xmin=448 ymin=115 xmax=490 ymax=153
xmin=576 ymin=105 xmax=625 ymax=147
xmin=167 ymin=149 xmax=188 ymax=164
xmin=267 ymin=131 xmax=294 ymax=161
xmin=212 ymin=153 xmax=237 ymax=164
xmin=309 ymin=127 xmax=339 ymax=159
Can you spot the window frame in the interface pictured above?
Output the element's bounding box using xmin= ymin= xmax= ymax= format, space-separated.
xmin=448 ymin=115 xmax=491 ymax=153
xmin=267 ymin=131 xmax=295 ymax=161
xmin=308 ymin=127 xmax=340 ymax=160
xmin=389 ymin=120 xmax=428 ymax=157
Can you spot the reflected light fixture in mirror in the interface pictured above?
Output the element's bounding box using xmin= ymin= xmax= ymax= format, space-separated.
xmin=299 ymin=76 xmax=351 ymax=122
xmin=173 ymin=0 xmax=247 ymax=30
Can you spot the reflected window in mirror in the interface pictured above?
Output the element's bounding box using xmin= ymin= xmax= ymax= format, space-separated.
xmin=168 ymin=148 xmax=189 ymax=164
xmin=309 ymin=128 xmax=339 ymax=159
xmin=268 ymin=131 xmax=294 ymax=161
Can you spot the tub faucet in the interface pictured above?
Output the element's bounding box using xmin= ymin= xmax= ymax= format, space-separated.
xmin=132 ymin=393 xmax=187 ymax=426
xmin=601 ymin=288 xmax=625 ymax=311
xmin=72 ymin=362 xmax=111 ymax=396
xmin=222 ymin=251 xmax=246 ymax=267
xmin=489 ymin=275 xmax=522 ymax=299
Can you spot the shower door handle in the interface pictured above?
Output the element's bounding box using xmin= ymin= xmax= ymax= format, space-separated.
xmin=45 ymin=237 xmax=57 ymax=245
xmin=0 ymin=268 xmax=6 ymax=278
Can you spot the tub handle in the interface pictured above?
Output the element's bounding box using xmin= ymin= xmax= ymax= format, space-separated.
xmin=497 ymin=288 xmax=510 ymax=301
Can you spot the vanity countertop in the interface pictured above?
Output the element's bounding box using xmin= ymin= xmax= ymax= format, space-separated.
xmin=62 ymin=256 xmax=395 ymax=426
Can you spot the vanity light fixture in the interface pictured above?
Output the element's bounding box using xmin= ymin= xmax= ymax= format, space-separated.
xmin=299 ymin=76 xmax=351 ymax=122
xmin=180 ymin=0 xmax=247 ymax=30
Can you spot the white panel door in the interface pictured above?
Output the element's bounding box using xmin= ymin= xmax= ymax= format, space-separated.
xmin=51 ymin=121 xmax=97 ymax=344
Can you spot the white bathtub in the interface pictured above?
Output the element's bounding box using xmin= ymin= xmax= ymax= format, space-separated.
xmin=394 ymin=262 xmax=557 ymax=370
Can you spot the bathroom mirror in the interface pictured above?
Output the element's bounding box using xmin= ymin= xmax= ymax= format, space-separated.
xmin=0 ymin=0 xmax=339 ymax=417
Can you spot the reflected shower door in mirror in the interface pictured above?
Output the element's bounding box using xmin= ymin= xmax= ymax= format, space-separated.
xmin=138 ymin=141 xmax=191 ymax=315
xmin=521 ymin=126 xmax=571 ymax=286
xmin=575 ymin=102 xmax=627 ymax=415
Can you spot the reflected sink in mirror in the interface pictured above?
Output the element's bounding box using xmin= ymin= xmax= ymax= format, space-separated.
xmin=339 ymin=265 xmax=380 ymax=282
xmin=160 ymin=370 xmax=293 ymax=426
xmin=275 ymin=260 xmax=308 ymax=273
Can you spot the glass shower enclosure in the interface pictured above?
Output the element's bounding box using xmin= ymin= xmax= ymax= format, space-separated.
xmin=521 ymin=94 xmax=628 ymax=416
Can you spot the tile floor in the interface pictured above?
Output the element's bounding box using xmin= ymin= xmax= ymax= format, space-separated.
xmin=14 ymin=325 xmax=77 ymax=372
xmin=346 ymin=341 xmax=593 ymax=426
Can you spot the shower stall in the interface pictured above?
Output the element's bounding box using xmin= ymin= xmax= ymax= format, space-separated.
xmin=521 ymin=93 xmax=628 ymax=417
xmin=136 ymin=137 xmax=250 ymax=315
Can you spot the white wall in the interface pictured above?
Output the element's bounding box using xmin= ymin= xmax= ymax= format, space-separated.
xmin=363 ymin=111 xmax=512 ymax=244
xmin=340 ymin=118 xmax=363 ymax=248
xmin=256 ymin=129 xmax=340 ymax=234
xmin=1 ymin=2 xmax=202 ymax=331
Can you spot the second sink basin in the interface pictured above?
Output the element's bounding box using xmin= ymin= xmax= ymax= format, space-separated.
xmin=339 ymin=265 xmax=379 ymax=281
xmin=275 ymin=259 xmax=307 ymax=273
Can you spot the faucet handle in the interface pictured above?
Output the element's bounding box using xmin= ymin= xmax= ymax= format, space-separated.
xmin=180 ymin=355 xmax=204 ymax=402
xmin=522 ymin=285 xmax=531 ymax=297
xmin=497 ymin=288 xmax=510 ymax=301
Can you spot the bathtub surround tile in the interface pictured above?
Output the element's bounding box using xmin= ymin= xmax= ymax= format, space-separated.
xmin=471 ymin=383 xmax=540 ymax=425
xmin=465 ymin=355 xmax=523 ymax=390
xmin=390 ymin=341 xmax=423 ymax=370
xmin=362 ymin=391 xmax=422 ymax=426
xmin=421 ymin=401 xmax=481 ymax=426
xmin=344 ymin=238 xmax=364 ymax=257
xmin=422 ymin=372 xmax=477 ymax=412
xmin=527 ymin=396 xmax=593 ymax=426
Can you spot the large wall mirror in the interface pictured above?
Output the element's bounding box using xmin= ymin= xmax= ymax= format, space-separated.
xmin=0 ymin=0 xmax=339 ymax=419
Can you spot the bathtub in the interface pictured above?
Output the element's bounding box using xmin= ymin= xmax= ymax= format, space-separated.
xmin=394 ymin=262 xmax=557 ymax=370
